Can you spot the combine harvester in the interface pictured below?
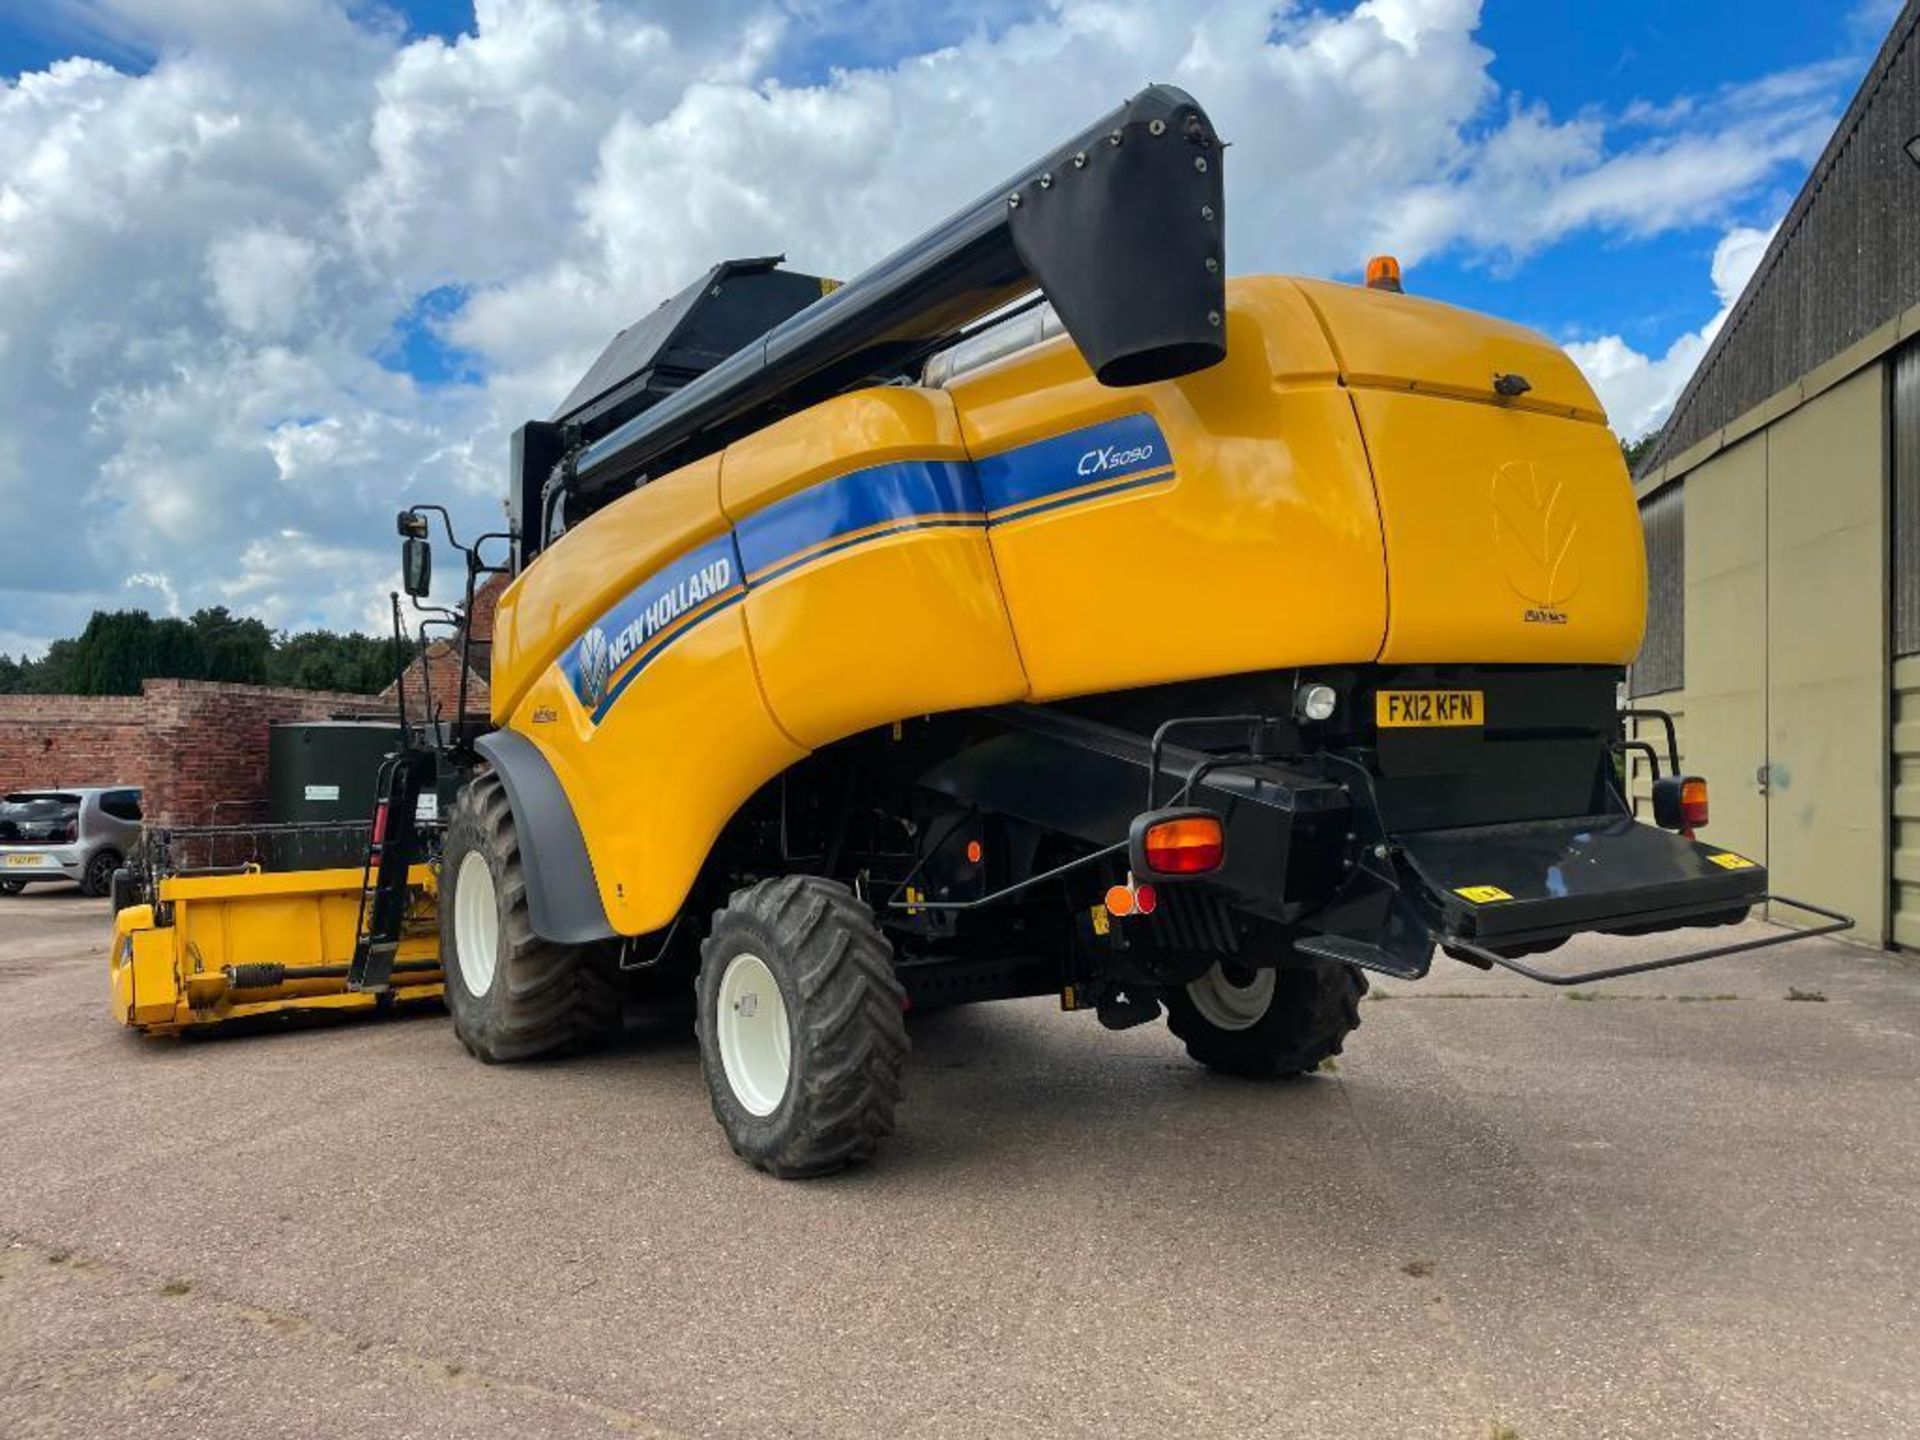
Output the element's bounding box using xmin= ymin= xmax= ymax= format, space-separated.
xmin=118 ymin=86 xmax=1849 ymax=1172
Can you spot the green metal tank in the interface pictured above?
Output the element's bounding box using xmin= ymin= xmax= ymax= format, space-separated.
xmin=268 ymin=720 xmax=404 ymax=825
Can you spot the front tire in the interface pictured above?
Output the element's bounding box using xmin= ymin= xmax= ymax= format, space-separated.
xmin=1165 ymin=953 xmax=1366 ymax=1077
xmin=440 ymin=773 xmax=621 ymax=1063
xmin=698 ymin=876 xmax=908 ymax=1178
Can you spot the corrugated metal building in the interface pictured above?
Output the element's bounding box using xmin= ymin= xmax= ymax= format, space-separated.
xmin=1630 ymin=0 xmax=1920 ymax=946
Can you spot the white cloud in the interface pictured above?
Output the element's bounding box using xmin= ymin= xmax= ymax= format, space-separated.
xmin=207 ymin=228 xmax=321 ymax=337
xmin=1566 ymin=222 xmax=1779 ymax=443
xmin=0 ymin=0 xmax=1859 ymax=652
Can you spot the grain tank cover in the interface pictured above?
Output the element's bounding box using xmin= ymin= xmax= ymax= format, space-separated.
xmin=552 ymin=258 xmax=835 ymax=439
xmin=511 ymin=258 xmax=832 ymax=570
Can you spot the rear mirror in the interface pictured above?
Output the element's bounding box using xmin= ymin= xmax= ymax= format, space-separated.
xmin=401 ymin=536 xmax=432 ymax=598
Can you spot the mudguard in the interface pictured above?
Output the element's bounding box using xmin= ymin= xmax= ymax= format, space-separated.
xmin=472 ymin=730 xmax=616 ymax=944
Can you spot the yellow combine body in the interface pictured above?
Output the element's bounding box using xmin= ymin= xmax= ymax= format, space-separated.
xmin=110 ymin=865 xmax=440 ymax=1035
xmin=491 ymin=275 xmax=1644 ymax=934
xmin=364 ymin=84 xmax=1839 ymax=1176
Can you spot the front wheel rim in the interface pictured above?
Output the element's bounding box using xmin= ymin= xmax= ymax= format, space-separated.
xmin=1187 ymin=962 xmax=1276 ymax=1032
xmin=716 ymin=951 xmax=792 ymax=1117
xmin=453 ymin=851 xmax=500 ymax=997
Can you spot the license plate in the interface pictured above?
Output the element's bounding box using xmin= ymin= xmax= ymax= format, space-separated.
xmin=1375 ymin=689 xmax=1484 ymax=728
xmin=4 ymin=854 xmax=48 ymax=868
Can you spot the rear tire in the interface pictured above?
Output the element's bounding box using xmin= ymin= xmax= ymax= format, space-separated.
xmin=1165 ymin=953 xmax=1366 ymax=1077
xmin=697 ymin=876 xmax=909 ymax=1178
xmin=82 ymin=849 xmax=121 ymax=898
xmin=440 ymin=773 xmax=621 ymax=1063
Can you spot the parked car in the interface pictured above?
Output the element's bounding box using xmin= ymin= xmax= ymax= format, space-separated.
xmin=0 ymin=788 xmax=142 ymax=897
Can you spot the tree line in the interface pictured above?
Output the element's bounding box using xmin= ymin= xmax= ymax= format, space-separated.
xmin=0 ymin=607 xmax=416 ymax=696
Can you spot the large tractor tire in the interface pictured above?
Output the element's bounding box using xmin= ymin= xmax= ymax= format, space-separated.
xmin=697 ymin=876 xmax=909 ymax=1178
xmin=1165 ymin=953 xmax=1366 ymax=1078
xmin=440 ymin=772 xmax=621 ymax=1063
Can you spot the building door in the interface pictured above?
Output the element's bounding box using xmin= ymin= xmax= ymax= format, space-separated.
xmin=1682 ymin=435 xmax=1770 ymax=869
xmin=1764 ymin=366 xmax=1887 ymax=941
xmin=1890 ymin=341 xmax=1920 ymax=948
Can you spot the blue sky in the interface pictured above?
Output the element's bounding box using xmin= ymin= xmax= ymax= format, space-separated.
xmin=0 ymin=0 xmax=1901 ymax=650
xmin=4 ymin=0 xmax=1869 ymax=347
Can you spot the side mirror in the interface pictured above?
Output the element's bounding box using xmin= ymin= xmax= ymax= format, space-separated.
xmin=401 ymin=536 xmax=432 ymax=598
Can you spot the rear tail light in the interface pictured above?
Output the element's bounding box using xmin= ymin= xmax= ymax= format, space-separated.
xmin=1680 ymin=777 xmax=1709 ymax=829
xmin=1652 ymin=774 xmax=1709 ymax=832
xmin=1129 ymin=808 xmax=1226 ymax=877
xmin=63 ymin=821 xmax=78 ymax=843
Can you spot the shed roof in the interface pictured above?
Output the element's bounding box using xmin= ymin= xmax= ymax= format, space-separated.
xmin=1637 ymin=1 xmax=1920 ymax=478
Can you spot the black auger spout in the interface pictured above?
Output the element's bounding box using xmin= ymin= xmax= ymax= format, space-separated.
xmin=564 ymin=84 xmax=1225 ymax=505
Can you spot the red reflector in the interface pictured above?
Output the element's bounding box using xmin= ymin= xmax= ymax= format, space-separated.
xmin=1143 ymin=816 xmax=1224 ymax=875
xmin=371 ymin=800 xmax=389 ymax=846
xmin=1133 ymin=883 xmax=1158 ymax=915
xmin=1680 ymin=778 xmax=1708 ymax=828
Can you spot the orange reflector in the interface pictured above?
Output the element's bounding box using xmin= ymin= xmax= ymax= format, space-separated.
xmin=965 ymin=839 xmax=983 ymax=864
xmin=1680 ymin=777 xmax=1709 ymax=828
xmin=1133 ymin=883 xmax=1158 ymax=915
xmin=1365 ymin=254 xmax=1404 ymax=292
xmin=1104 ymin=884 xmax=1135 ymax=917
xmin=1142 ymin=816 xmax=1225 ymax=875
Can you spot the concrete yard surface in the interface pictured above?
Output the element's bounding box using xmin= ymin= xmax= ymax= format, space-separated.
xmin=2 ymin=886 xmax=1917 ymax=1438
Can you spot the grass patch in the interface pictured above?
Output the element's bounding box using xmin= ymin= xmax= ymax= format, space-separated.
xmin=158 ymin=1279 xmax=191 ymax=1298
xmin=1400 ymin=1258 xmax=1434 ymax=1278
xmin=1487 ymin=1425 xmax=1521 ymax=1440
xmin=1787 ymin=987 xmax=1827 ymax=1003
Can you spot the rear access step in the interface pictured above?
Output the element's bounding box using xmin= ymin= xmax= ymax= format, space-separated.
xmin=1399 ymin=813 xmax=1765 ymax=947
xmin=1379 ymin=814 xmax=1854 ymax=984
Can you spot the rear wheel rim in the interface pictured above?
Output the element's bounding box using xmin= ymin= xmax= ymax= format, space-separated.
xmin=716 ymin=951 xmax=791 ymax=1117
xmin=87 ymin=854 xmax=115 ymax=892
xmin=453 ymin=851 xmax=500 ymax=997
xmin=1187 ymin=962 xmax=1275 ymax=1032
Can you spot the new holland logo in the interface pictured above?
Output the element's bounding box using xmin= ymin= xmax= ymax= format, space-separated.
xmin=1491 ymin=460 xmax=1581 ymax=624
xmin=577 ymin=626 xmax=612 ymax=708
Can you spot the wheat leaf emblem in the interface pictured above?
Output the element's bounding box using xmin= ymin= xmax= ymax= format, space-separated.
xmin=1492 ymin=461 xmax=1582 ymax=608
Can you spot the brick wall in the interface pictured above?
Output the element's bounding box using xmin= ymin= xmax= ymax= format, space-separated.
xmin=0 ymin=693 xmax=152 ymax=797
xmin=0 ymin=680 xmax=386 ymax=826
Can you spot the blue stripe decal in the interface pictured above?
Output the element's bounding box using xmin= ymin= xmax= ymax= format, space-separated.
xmin=734 ymin=459 xmax=981 ymax=579
xmin=558 ymin=414 xmax=1171 ymax=725
xmin=747 ymin=516 xmax=987 ymax=591
xmin=561 ymin=532 xmax=743 ymax=722
xmin=975 ymin=413 xmax=1168 ymax=513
